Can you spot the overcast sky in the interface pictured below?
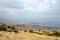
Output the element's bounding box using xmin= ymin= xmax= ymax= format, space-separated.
xmin=0 ymin=0 xmax=60 ymax=27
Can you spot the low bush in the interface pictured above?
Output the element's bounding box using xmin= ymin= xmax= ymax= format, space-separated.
xmin=7 ymin=29 xmax=13 ymax=32
xmin=43 ymin=31 xmax=49 ymax=35
xmin=29 ymin=30 xmax=33 ymax=33
xmin=30 ymin=31 xmax=43 ymax=35
xmin=53 ymin=31 xmax=60 ymax=36
xmin=11 ymin=26 xmax=16 ymax=30
xmin=7 ymin=26 xmax=12 ymax=29
xmin=13 ymin=30 xmax=19 ymax=33
xmin=0 ymin=25 xmax=19 ymax=33
xmin=24 ymin=30 xmax=27 ymax=32
xmin=0 ymin=26 xmax=7 ymax=31
xmin=38 ymin=30 xmax=41 ymax=31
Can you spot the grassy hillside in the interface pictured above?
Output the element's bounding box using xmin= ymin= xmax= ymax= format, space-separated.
xmin=0 ymin=23 xmax=60 ymax=40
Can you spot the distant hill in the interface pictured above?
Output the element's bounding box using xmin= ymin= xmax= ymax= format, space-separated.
xmin=15 ymin=23 xmax=60 ymax=30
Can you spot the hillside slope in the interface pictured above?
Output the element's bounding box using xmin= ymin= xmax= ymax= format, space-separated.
xmin=0 ymin=23 xmax=60 ymax=40
xmin=0 ymin=31 xmax=60 ymax=40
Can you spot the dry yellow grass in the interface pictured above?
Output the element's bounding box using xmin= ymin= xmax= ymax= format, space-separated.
xmin=0 ymin=31 xmax=60 ymax=40
xmin=0 ymin=24 xmax=60 ymax=40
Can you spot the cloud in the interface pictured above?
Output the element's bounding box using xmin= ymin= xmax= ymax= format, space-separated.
xmin=44 ymin=0 xmax=49 ymax=4
xmin=23 ymin=0 xmax=59 ymax=12
xmin=0 ymin=0 xmax=59 ymax=15
xmin=0 ymin=0 xmax=24 ymax=9
xmin=0 ymin=0 xmax=60 ymax=26
xmin=0 ymin=0 xmax=59 ymax=12
xmin=23 ymin=0 xmax=50 ymax=12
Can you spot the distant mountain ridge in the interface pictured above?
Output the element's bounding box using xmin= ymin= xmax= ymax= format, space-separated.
xmin=15 ymin=23 xmax=60 ymax=30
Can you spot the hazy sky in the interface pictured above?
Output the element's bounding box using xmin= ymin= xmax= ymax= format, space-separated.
xmin=0 ymin=0 xmax=60 ymax=27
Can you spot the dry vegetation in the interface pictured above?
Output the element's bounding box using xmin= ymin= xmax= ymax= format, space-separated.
xmin=0 ymin=23 xmax=60 ymax=40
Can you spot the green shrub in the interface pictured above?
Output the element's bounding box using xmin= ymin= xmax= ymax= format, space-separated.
xmin=0 ymin=26 xmax=7 ymax=31
xmin=29 ymin=30 xmax=33 ymax=33
xmin=53 ymin=31 xmax=60 ymax=36
xmin=24 ymin=30 xmax=27 ymax=32
xmin=7 ymin=26 xmax=12 ymax=29
xmin=13 ymin=30 xmax=19 ymax=33
xmin=51 ymin=30 xmax=60 ymax=36
xmin=7 ymin=29 xmax=13 ymax=32
xmin=38 ymin=30 xmax=41 ymax=31
xmin=52 ymin=30 xmax=57 ymax=33
xmin=0 ymin=24 xmax=19 ymax=33
xmin=2 ymin=24 xmax=6 ymax=26
xmin=47 ymin=34 xmax=53 ymax=36
xmin=42 ymin=31 xmax=45 ymax=33
xmin=7 ymin=29 xmax=19 ymax=33
xmin=43 ymin=31 xmax=49 ymax=35
xmin=32 ymin=31 xmax=43 ymax=35
xmin=19 ymin=29 xmax=22 ymax=31
xmin=35 ymin=32 xmax=43 ymax=35
xmin=11 ymin=26 xmax=16 ymax=30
